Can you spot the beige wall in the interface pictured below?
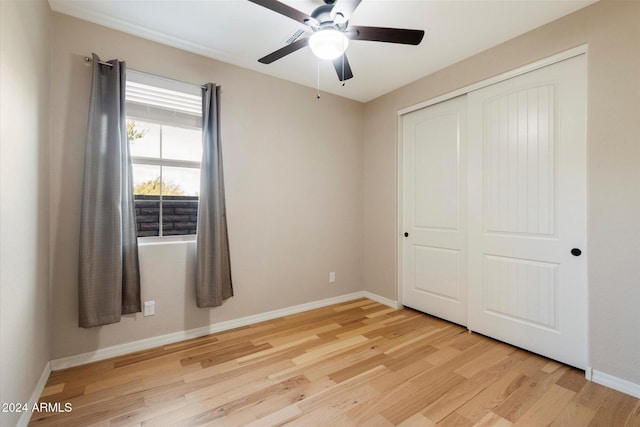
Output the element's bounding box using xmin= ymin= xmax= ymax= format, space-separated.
xmin=363 ymin=0 xmax=640 ymax=384
xmin=49 ymin=14 xmax=364 ymax=359
xmin=0 ymin=0 xmax=52 ymax=425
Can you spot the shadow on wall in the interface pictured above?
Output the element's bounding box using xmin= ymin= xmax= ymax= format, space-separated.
xmin=182 ymin=241 xmax=212 ymax=330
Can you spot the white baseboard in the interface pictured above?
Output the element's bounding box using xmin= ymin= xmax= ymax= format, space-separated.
xmin=591 ymin=369 xmax=640 ymax=399
xmin=584 ymin=366 xmax=593 ymax=381
xmin=363 ymin=291 xmax=401 ymax=309
xmin=17 ymin=362 xmax=51 ymax=427
xmin=50 ymin=291 xmax=398 ymax=370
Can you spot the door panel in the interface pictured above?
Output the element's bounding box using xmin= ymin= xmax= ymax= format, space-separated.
xmin=413 ymin=246 xmax=461 ymax=301
xmin=413 ymin=113 xmax=461 ymax=230
xmin=484 ymin=85 xmax=555 ymax=236
xmin=483 ymin=255 xmax=558 ymax=329
xmin=467 ymin=55 xmax=587 ymax=368
xmin=402 ymin=96 xmax=467 ymax=325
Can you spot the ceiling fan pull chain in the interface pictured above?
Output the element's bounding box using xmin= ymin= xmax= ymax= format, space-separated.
xmin=342 ymin=38 xmax=346 ymax=86
xmin=317 ymin=56 xmax=321 ymax=99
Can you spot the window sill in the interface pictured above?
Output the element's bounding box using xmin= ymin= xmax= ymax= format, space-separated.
xmin=138 ymin=235 xmax=196 ymax=246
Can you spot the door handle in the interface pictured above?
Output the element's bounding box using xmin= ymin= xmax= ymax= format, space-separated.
xmin=404 ymin=232 xmax=409 ymax=237
xmin=571 ymin=248 xmax=582 ymax=256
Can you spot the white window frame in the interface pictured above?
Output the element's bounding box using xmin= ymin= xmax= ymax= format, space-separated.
xmin=125 ymin=70 xmax=203 ymax=239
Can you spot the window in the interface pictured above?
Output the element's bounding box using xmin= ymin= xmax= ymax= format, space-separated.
xmin=125 ymin=71 xmax=202 ymax=237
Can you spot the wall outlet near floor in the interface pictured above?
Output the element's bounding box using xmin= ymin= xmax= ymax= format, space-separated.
xmin=329 ymin=272 xmax=336 ymax=283
xmin=144 ymin=300 xmax=155 ymax=316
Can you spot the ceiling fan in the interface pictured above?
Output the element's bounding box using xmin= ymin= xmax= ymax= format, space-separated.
xmin=248 ymin=0 xmax=425 ymax=82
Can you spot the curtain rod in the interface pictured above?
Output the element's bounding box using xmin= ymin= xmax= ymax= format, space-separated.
xmin=83 ymin=56 xmax=209 ymax=90
xmin=84 ymin=56 xmax=113 ymax=67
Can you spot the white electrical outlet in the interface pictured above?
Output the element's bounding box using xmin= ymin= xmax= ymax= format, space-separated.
xmin=329 ymin=272 xmax=336 ymax=283
xmin=143 ymin=300 xmax=155 ymax=316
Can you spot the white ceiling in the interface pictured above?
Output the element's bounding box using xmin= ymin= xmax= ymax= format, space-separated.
xmin=49 ymin=0 xmax=597 ymax=102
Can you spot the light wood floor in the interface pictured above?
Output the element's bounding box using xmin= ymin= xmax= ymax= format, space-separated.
xmin=31 ymin=298 xmax=639 ymax=426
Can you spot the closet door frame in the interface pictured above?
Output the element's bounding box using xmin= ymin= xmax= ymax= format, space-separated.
xmin=396 ymin=44 xmax=589 ymax=362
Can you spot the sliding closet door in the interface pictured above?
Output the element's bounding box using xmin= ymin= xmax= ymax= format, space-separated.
xmin=467 ymin=55 xmax=587 ymax=368
xmin=401 ymin=96 xmax=467 ymax=326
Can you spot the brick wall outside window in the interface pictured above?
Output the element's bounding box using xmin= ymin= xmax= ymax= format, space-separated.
xmin=135 ymin=195 xmax=198 ymax=237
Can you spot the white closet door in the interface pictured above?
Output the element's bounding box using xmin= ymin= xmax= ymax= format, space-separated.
xmin=467 ymin=55 xmax=587 ymax=368
xmin=402 ymin=96 xmax=467 ymax=326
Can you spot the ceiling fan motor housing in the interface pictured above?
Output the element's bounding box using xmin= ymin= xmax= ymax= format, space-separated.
xmin=306 ymin=4 xmax=347 ymax=30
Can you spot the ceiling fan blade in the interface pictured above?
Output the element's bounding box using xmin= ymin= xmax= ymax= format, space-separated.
xmin=331 ymin=0 xmax=363 ymax=22
xmin=247 ymin=0 xmax=310 ymax=25
xmin=333 ymin=54 xmax=354 ymax=82
xmin=349 ymin=26 xmax=425 ymax=45
xmin=258 ymin=37 xmax=309 ymax=64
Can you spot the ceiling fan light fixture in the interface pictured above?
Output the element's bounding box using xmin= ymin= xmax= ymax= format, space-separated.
xmin=309 ymin=29 xmax=349 ymax=60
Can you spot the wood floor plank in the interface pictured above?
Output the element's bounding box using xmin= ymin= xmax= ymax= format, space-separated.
xmin=438 ymin=411 xmax=474 ymax=426
xmin=572 ymin=381 xmax=613 ymax=412
xmin=369 ymin=353 xmax=434 ymax=392
xmin=245 ymin=403 xmax=303 ymax=427
xmin=510 ymin=351 xmax=549 ymax=377
xmin=291 ymin=334 xmax=369 ymax=365
xmin=296 ymin=365 xmax=388 ymax=413
xmin=493 ymin=365 xmax=568 ymax=422
xmin=109 ymin=396 xmax=187 ymax=427
xmin=473 ymin=411 xmax=513 ymax=427
xmin=548 ymin=401 xmax=597 ymax=427
xmin=287 ymin=383 xmax=380 ymax=426
xmin=83 ymin=360 xmax=186 ymax=395
xmin=511 ymin=384 xmax=575 ymax=426
xmin=246 ymin=375 xmax=335 ymax=421
xmin=260 ymin=323 xmax=341 ymax=347
xmin=625 ymin=400 xmax=640 ymax=427
xmin=346 ymin=381 xmax=421 ymax=425
xmin=29 ymin=299 xmax=639 ymax=427
xmin=396 ymin=412 xmax=436 ymax=427
xmin=236 ymin=334 xmax=320 ymax=363
xmin=555 ymin=367 xmax=588 ymax=393
xmin=455 ymin=369 xmax=527 ymax=422
xmin=366 ymin=307 xmax=396 ymax=318
xmin=293 ymin=341 xmax=383 ymax=382
xmin=381 ymin=372 xmax=468 ymax=424
xmin=39 ymin=383 xmax=65 ymax=398
xmin=39 ymin=380 xmax=138 ymax=414
xmin=421 ymin=366 xmax=507 ymax=423
xmin=588 ymin=389 xmax=639 ymax=426
xmin=454 ymin=343 xmax=515 ymax=379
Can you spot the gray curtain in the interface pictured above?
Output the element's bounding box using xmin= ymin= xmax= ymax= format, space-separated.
xmin=196 ymin=83 xmax=233 ymax=307
xmin=78 ymin=53 xmax=141 ymax=328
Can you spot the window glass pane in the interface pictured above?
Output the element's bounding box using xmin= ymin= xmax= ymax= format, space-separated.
xmin=162 ymin=125 xmax=202 ymax=162
xmin=162 ymin=166 xmax=200 ymax=197
xmin=128 ymin=120 xmax=160 ymax=159
xmin=132 ymin=164 xmax=160 ymax=237
xmin=132 ymin=164 xmax=161 ymax=195
xmin=161 ymin=166 xmax=200 ymax=236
